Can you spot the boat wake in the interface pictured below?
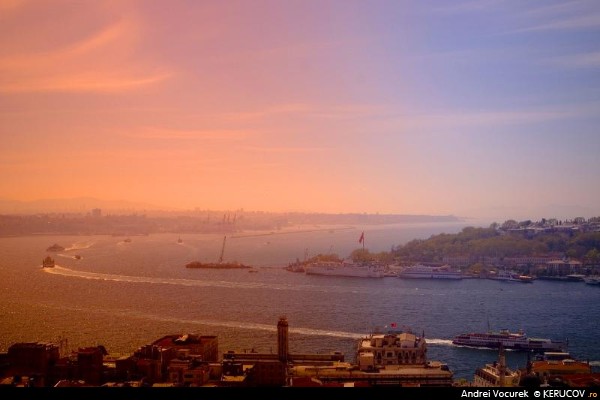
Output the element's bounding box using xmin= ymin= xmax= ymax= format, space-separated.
xmin=35 ymin=302 xmax=363 ymax=339
xmin=35 ymin=302 xmax=451 ymax=343
xmin=42 ymin=265 xmax=374 ymax=294
xmin=55 ymin=254 xmax=74 ymax=259
xmin=64 ymin=241 xmax=95 ymax=251
xmin=426 ymin=338 xmax=454 ymax=347
xmin=40 ymin=267 xmax=458 ymax=344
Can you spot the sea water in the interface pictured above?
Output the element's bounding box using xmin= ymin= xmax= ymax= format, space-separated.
xmin=0 ymin=222 xmax=598 ymax=381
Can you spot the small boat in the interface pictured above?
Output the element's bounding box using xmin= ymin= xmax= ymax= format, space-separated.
xmin=46 ymin=244 xmax=65 ymax=252
xmin=177 ymin=237 xmax=183 ymax=244
xmin=123 ymin=238 xmax=132 ymax=243
xmin=42 ymin=256 xmax=55 ymax=268
xmin=584 ymin=276 xmax=600 ymax=286
xmin=564 ymin=274 xmax=585 ymax=282
xmin=494 ymin=270 xmax=534 ymax=283
xmin=515 ymin=274 xmax=535 ymax=283
xmin=73 ymin=255 xmax=82 ymax=260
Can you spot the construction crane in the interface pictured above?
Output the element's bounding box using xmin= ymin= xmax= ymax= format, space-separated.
xmin=218 ymin=236 xmax=227 ymax=263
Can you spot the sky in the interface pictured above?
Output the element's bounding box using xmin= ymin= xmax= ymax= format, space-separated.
xmin=1 ymin=0 xmax=599 ymax=221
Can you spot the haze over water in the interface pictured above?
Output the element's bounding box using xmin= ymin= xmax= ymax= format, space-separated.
xmin=1 ymin=223 xmax=599 ymax=381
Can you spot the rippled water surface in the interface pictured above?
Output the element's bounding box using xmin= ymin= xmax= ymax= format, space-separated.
xmin=1 ymin=223 xmax=598 ymax=380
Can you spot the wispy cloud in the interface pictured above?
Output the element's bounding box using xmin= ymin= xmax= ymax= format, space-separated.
xmin=219 ymin=103 xmax=393 ymax=123
xmin=0 ymin=0 xmax=25 ymax=12
xmin=123 ymin=127 xmax=255 ymax=141
xmin=509 ymin=0 xmax=600 ymax=33
xmin=0 ymin=71 xmax=170 ymax=94
xmin=516 ymin=13 xmax=600 ymax=32
xmin=547 ymin=51 xmax=600 ymax=68
xmin=242 ymin=146 xmax=326 ymax=154
xmin=432 ymin=0 xmax=504 ymax=14
xmin=219 ymin=104 xmax=312 ymax=121
xmin=384 ymin=105 xmax=599 ymax=132
xmin=0 ymin=9 xmax=171 ymax=93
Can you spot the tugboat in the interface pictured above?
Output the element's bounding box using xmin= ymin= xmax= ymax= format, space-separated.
xmin=42 ymin=256 xmax=55 ymax=268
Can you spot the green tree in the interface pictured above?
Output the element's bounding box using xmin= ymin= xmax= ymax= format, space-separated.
xmin=350 ymin=248 xmax=373 ymax=262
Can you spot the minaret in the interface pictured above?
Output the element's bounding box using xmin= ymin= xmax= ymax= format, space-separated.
xmin=498 ymin=345 xmax=506 ymax=387
xmin=277 ymin=316 xmax=289 ymax=363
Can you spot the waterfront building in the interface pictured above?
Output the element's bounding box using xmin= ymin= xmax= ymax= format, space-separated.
xmin=0 ymin=319 xmax=453 ymax=387
xmin=151 ymin=334 xmax=219 ymax=363
xmin=472 ymin=347 xmax=521 ymax=387
xmin=357 ymin=331 xmax=427 ymax=369
xmin=221 ymin=316 xmax=344 ymax=387
xmin=289 ymin=360 xmax=453 ymax=387
xmin=167 ymin=357 xmax=210 ymax=386
xmin=288 ymin=330 xmax=453 ymax=387
xmin=544 ymin=260 xmax=584 ymax=276
xmin=121 ymin=333 xmax=219 ymax=384
xmin=245 ymin=360 xmax=287 ymax=387
xmin=277 ymin=316 xmax=288 ymax=364
xmin=5 ymin=342 xmax=60 ymax=386
xmin=530 ymin=352 xmax=592 ymax=385
xmin=76 ymin=346 xmax=105 ymax=386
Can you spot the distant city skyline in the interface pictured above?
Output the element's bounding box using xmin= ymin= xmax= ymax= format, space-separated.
xmin=1 ymin=1 xmax=599 ymax=221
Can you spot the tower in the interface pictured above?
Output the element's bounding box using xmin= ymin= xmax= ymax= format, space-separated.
xmin=498 ymin=345 xmax=506 ymax=387
xmin=277 ymin=316 xmax=289 ymax=363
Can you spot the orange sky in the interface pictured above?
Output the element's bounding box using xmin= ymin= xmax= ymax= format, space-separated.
xmin=1 ymin=0 xmax=599 ymax=220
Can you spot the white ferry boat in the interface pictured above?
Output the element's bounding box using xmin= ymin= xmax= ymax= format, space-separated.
xmin=304 ymin=260 xmax=384 ymax=278
xmin=452 ymin=329 xmax=567 ymax=352
xmin=398 ymin=264 xmax=463 ymax=280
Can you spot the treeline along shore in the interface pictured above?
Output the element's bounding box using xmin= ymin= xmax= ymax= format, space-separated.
xmin=341 ymin=217 xmax=600 ymax=278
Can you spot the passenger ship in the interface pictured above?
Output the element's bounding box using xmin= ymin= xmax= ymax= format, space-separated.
xmin=452 ymin=329 xmax=567 ymax=352
xmin=398 ymin=264 xmax=463 ymax=280
xmin=304 ymin=261 xmax=384 ymax=278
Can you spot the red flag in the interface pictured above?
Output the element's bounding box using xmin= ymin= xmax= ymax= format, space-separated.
xmin=359 ymin=232 xmax=364 ymax=244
